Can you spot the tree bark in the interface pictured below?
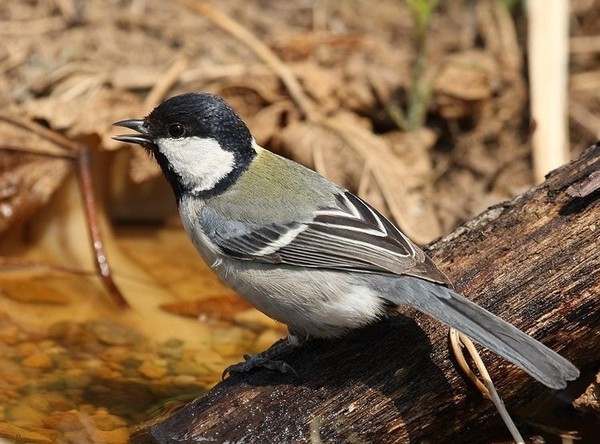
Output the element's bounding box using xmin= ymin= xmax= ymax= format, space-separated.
xmin=133 ymin=144 xmax=600 ymax=443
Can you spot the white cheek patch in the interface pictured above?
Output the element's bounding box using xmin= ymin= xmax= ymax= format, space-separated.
xmin=156 ymin=137 xmax=235 ymax=193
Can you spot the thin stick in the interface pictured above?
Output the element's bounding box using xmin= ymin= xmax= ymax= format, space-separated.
xmin=75 ymin=146 xmax=130 ymax=309
xmin=0 ymin=113 xmax=79 ymax=153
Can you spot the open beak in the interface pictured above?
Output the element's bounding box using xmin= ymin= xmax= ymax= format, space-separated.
xmin=112 ymin=119 xmax=153 ymax=148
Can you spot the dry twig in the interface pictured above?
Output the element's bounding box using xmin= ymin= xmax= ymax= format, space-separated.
xmin=0 ymin=114 xmax=129 ymax=309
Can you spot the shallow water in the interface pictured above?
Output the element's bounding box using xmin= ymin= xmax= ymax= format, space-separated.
xmin=0 ymin=223 xmax=285 ymax=443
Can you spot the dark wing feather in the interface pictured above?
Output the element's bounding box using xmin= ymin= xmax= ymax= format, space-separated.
xmin=203 ymin=191 xmax=450 ymax=285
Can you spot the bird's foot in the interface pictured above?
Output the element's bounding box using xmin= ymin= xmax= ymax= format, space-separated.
xmin=222 ymin=353 xmax=297 ymax=379
xmin=222 ymin=337 xmax=299 ymax=379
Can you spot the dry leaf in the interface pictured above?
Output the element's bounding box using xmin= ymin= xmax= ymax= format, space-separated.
xmin=160 ymin=294 xmax=251 ymax=320
xmin=24 ymin=88 xmax=142 ymax=149
xmin=0 ymin=277 xmax=71 ymax=305
xmin=248 ymin=100 xmax=296 ymax=145
xmin=278 ymin=119 xmax=364 ymax=190
xmin=0 ymin=117 xmax=73 ymax=233
xmin=573 ymin=372 xmax=600 ymax=416
xmin=292 ymin=61 xmax=343 ymax=114
xmin=434 ymin=50 xmax=498 ymax=119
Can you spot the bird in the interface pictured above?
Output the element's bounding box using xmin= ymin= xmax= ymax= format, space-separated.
xmin=113 ymin=92 xmax=579 ymax=389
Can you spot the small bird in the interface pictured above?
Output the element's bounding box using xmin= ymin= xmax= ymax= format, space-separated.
xmin=114 ymin=92 xmax=579 ymax=389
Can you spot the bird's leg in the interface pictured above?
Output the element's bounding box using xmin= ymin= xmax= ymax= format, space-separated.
xmin=222 ymin=334 xmax=301 ymax=379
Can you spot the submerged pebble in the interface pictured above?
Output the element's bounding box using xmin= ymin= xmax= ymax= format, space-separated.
xmin=0 ymin=314 xmax=238 ymax=442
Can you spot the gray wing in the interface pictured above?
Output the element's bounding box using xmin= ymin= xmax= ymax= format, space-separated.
xmin=201 ymin=190 xmax=451 ymax=285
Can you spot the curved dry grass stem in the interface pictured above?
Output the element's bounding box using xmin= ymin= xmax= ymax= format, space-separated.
xmin=449 ymin=328 xmax=490 ymax=397
xmin=144 ymin=58 xmax=189 ymax=110
xmin=450 ymin=328 xmax=525 ymax=444
xmin=176 ymin=0 xmax=319 ymax=121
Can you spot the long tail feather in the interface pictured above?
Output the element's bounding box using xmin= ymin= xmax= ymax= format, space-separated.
xmin=387 ymin=277 xmax=579 ymax=389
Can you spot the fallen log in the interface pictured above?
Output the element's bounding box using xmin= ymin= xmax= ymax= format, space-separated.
xmin=133 ymin=143 xmax=600 ymax=443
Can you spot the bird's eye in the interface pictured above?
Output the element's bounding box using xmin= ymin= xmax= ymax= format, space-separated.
xmin=168 ymin=123 xmax=185 ymax=138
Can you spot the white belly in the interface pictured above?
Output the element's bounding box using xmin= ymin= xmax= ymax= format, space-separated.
xmin=178 ymin=196 xmax=386 ymax=338
xmin=214 ymin=260 xmax=386 ymax=338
